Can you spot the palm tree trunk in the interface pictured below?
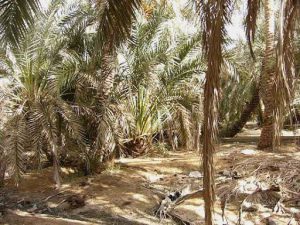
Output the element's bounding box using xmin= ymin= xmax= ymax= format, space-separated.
xmin=56 ymin=113 xmax=65 ymax=163
xmin=258 ymin=0 xmax=276 ymax=150
xmin=220 ymin=84 xmax=259 ymax=137
xmin=199 ymin=1 xmax=231 ymax=224
xmin=257 ymin=100 xmax=264 ymax=126
xmin=194 ymin=94 xmax=202 ymax=151
xmin=48 ymin=125 xmax=62 ymax=188
xmin=52 ymin=143 xmax=61 ymax=188
xmin=167 ymin=125 xmax=177 ymax=151
xmin=202 ymin=80 xmax=218 ymax=225
xmin=0 ymin=159 xmax=5 ymax=187
xmin=100 ymin=43 xmax=116 ymax=99
xmin=194 ymin=121 xmax=201 ymax=151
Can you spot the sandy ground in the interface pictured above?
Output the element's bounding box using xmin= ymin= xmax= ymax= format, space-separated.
xmin=237 ymin=123 xmax=300 ymax=137
xmin=1 ymin=143 xmax=300 ymax=225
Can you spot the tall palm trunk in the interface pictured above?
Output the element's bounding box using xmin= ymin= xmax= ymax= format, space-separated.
xmin=258 ymin=0 xmax=276 ymax=150
xmin=202 ymin=79 xmax=218 ymax=225
xmin=199 ymin=1 xmax=231 ymax=224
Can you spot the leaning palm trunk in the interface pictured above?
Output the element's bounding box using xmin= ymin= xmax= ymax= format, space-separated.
xmin=258 ymin=0 xmax=276 ymax=150
xmin=220 ymin=84 xmax=259 ymax=137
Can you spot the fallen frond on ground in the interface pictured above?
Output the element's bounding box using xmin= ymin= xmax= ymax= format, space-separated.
xmin=216 ymin=148 xmax=300 ymax=224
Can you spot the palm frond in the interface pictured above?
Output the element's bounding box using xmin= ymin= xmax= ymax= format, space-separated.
xmin=31 ymin=99 xmax=61 ymax=187
xmin=95 ymin=107 xmax=116 ymax=160
xmin=4 ymin=114 xmax=27 ymax=185
xmin=176 ymin=103 xmax=192 ymax=150
xmin=0 ymin=0 xmax=41 ymax=45
xmin=0 ymin=127 xmax=6 ymax=186
xmin=273 ymin=0 xmax=299 ymax=147
xmin=197 ymin=0 xmax=233 ymax=223
xmin=94 ymin=0 xmax=142 ymax=47
xmin=245 ymin=0 xmax=261 ymax=59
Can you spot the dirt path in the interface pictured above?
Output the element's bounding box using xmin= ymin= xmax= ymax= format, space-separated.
xmin=1 ymin=143 xmax=300 ymax=224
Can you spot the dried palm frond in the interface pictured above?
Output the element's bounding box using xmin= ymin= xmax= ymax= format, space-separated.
xmin=196 ymin=0 xmax=233 ymax=224
xmin=175 ymin=103 xmax=193 ymax=150
xmin=245 ymin=0 xmax=261 ymax=59
xmin=3 ymin=114 xmax=27 ymax=185
xmin=273 ymin=0 xmax=300 ymax=149
xmin=93 ymin=0 xmax=142 ymax=47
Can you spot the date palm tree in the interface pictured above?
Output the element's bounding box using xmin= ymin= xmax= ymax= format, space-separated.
xmin=116 ymin=2 xmax=203 ymax=155
xmin=0 ymin=0 xmax=144 ymax=182
xmin=0 ymin=7 xmax=85 ymax=187
xmin=245 ymin=0 xmax=299 ymax=150
xmin=257 ymin=0 xmax=277 ymax=149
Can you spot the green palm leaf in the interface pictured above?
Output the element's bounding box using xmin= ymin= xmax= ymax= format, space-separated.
xmin=0 ymin=0 xmax=41 ymax=45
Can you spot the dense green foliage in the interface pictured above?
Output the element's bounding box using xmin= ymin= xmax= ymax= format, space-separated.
xmin=0 ymin=0 xmax=299 ymax=188
xmin=0 ymin=1 xmax=205 ymax=185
